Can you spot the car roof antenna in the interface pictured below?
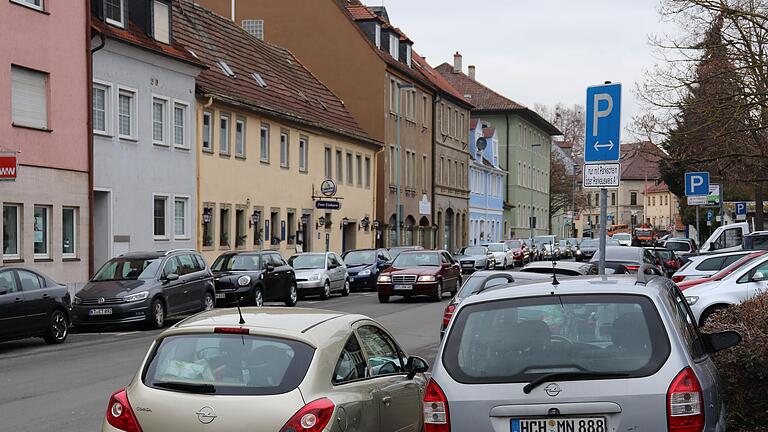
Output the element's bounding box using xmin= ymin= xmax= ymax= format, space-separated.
xmin=551 ymin=242 xmax=560 ymax=287
xmin=236 ymin=296 xmax=246 ymax=325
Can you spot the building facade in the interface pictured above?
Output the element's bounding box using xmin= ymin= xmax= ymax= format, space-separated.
xmin=468 ymin=120 xmax=505 ymax=245
xmin=1 ymin=0 xmax=90 ymax=283
xmin=645 ymin=182 xmax=681 ymax=233
xmin=173 ymin=1 xmax=379 ymax=263
xmin=550 ymin=142 xmax=577 ymax=239
xmin=91 ymin=0 xmax=203 ymax=269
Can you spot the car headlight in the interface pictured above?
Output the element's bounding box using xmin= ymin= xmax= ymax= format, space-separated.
xmin=74 ymin=296 xmax=82 ymax=305
xmin=123 ymin=291 xmax=149 ymax=302
xmin=576 ymin=250 xmax=582 ymax=255
xmin=237 ymin=275 xmax=252 ymax=286
xmin=358 ymin=269 xmax=372 ymax=277
xmin=378 ymin=275 xmax=391 ymax=283
xmin=309 ymin=273 xmax=321 ymax=281
xmin=418 ymin=275 xmax=436 ymax=282
xmin=686 ymin=296 xmax=699 ymax=305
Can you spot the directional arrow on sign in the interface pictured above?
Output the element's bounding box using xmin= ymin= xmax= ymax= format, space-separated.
xmin=594 ymin=141 xmax=615 ymax=151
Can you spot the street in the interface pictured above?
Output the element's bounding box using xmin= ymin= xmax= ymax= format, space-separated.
xmin=0 ymin=292 xmax=445 ymax=432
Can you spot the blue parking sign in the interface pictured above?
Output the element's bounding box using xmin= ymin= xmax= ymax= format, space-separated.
xmin=585 ymin=83 xmax=622 ymax=163
xmin=685 ymin=172 xmax=709 ymax=196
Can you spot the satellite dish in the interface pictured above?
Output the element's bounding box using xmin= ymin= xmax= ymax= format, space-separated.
xmin=476 ymin=137 xmax=488 ymax=151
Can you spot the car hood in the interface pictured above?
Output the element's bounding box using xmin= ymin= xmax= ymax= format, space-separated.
xmin=294 ymin=269 xmax=326 ymax=278
xmin=457 ymin=254 xmax=488 ymax=261
xmin=78 ymin=279 xmax=148 ymax=298
xmin=384 ymin=266 xmax=441 ymax=276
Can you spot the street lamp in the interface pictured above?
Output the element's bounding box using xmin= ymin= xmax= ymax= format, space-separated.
xmin=202 ymin=209 xmax=212 ymax=225
xmin=396 ymin=82 xmax=416 ymax=247
xmin=530 ymin=143 xmax=542 ymax=239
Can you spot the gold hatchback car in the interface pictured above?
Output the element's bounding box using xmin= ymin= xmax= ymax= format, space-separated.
xmin=101 ymin=308 xmax=429 ymax=432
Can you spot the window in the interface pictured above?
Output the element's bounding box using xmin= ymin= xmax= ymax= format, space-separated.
xmin=252 ymin=210 xmax=262 ymax=246
xmin=153 ymin=196 xmax=168 ymax=239
xmin=200 ymin=112 xmax=213 ymax=151
xmin=630 ymin=192 xmax=638 ymax=206
xmin=333 ymin=335 xmax=368 ymax=384
xmin=280 ymin=131 xmax=289 ymax=168
xmin=219 ymin=114 xmax=230 ymax=155
xmin=11 ymin=0 xmax=43 ymax=11
xmin=118 ymin=89 xmax=135 ymax=139
xmin=346 ymin=152 xmax=353 ymax=185
xmin=241 ymin=19 xmax=264 ymax=40
xmin=260 ymin=124 xmax=270 ymax=162
xmin=299 ymin=136 xmax=308 ymax=172
xmin=62 ymin=207 xmax=77 ymax=258
xmin=336 ymin=150 xmax=343 ymax=183
xmin=33 ymin=206 xmax=49 ymax=257
xmin=216 ymin=60 xmax=236 ymax=78
xmin=105 ymin=0 xmax=125 ymax=27
xmin=440 ymin=156 xmax=445 ymax=185
xmin=324 ymin=147 xmax=332 ymax=179
xmin=235 ymin=117 xmax=246 ymax=157
xmin=388 ymin=146 xmax=396 ymax=182
xmin=389 ymin=79 xmax=396 ymax=113
xmin=460 ymin=114 xmax=465 ymax=140
xmin=356 ymin=155 xmax=363 ymax=187
xmin=0 ymin=271 xmax=19 ymax=294
xmin=173 ymin=103 xmax=188 ymax=148
xmin=270 ymin=211 xmax=280 ymax=244
xmin=287 ymin=212 xmax=296 ymax=245
xmin=404 ymin=151 xmax=410 ymax=188
xmin=93 ymin=83 xmax=111 ymax=134
xmin=406 ymin=44 xmax=412 ymax=67
xmin=422 ymin=95 xmax=428 ymax=126
xmin=17 ymin=270 xmax=43 ymax=291
xmin=235 ymin=209 xmax=246 ymax=248
xmin=389 ymin=34 xmax=399 ymax=59
xmin=611 ymin=192 xmax=616 ymax=206
xmin=202 ymin=205 xmax=214 ymax=248
xmin=365 ymin=156 xmax=371 ymax=189
xmin=3 ymin=205 xmax=21 ymax=259
xmin=152 ymin=98 xmax=167 ymax=145
xmin=652 ymin=196 xmax=656 ymax=206
xmin=357 ymin=325 xmax=403 ymax=376
xmin=421 ymin=155 xmax=427 ymax=190
xmin=460 ymin=163 xmax=465 ymax=188
xmin=12 ymin=66 xmax=48 ymax=129
xmin=153 ymin=1 xmax=170 ymax=44
xmin=587 ymin=193 xmax=592 ymax=207
xmin=174 ymin=197 xmax=188 ymax=239
xmin=220 ymin=207 xmax=231 ymax=248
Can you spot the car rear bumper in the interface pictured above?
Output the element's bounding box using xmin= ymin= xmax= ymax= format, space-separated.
xmin=377 ymin=282 xmax=438 ymax=296
xmin=71 ymin=301 xmax=150 ymax=326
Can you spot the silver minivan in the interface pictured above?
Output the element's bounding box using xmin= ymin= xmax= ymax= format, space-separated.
xmin=427 ymin=272 xmax=740 ymax=431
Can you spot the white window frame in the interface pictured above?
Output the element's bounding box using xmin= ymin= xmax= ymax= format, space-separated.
xmin=235 ymin=116 xmax=246 ymax=158
xmin=61 ymin=206 xmax=78 ymax=259
xmin=260 ymin=123 xmax=270 ymax=163
xmin=117 ymin=86 xmax=137 ymax=141
xmin=299 ymin=136 xmax=308 ymax=173
xmin=280 ymin=130 xmax=290 ymax=168
xmin=152 ymin=95 xmax=169 ymax=146
xmin=406 ymin=44 xmax=412 ymax=67
xmin=356 ymin=154 xmax=363 ymax=187
xmin=202 ymin=111 xmax=213 ymax=152
xmin=33 ymin=205 xmax=50 ymax=259
xmin=152 ymin=0 xmax=171 ymax=44
xmin=105 ymin=0 xmax=126 ymax=28
xmin=219 ymin=113 xmax=231 ymax=155
xmin=172 ymin=100 xmax=189 ymax=149
xmin=11 ymin=0 xmax=44 ymax=11
xmin=153 ymin=194 xmax=170 ymax=240
xmin=324 ymin=146 xmax=332 ymax=179
xmin=374 ymin=24 xmax=382 ymax=48
xmin=92 ymin=80 xmax=113 ymax=136
xmin=2 ymin=204 xmax=22 ymax=260
xmin=389 ymin=34 xmax=399 ymax=58
xmin=172 ymin=195 xmax=190 ymax=240
xmin=346 ymin=151 xmax=354 ymax=186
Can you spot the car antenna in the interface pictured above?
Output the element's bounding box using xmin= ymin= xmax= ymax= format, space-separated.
xmin=236 ymin=296 xmax=246 ymax=325
xmin=551 ymin=241 xmax=560 ymax=287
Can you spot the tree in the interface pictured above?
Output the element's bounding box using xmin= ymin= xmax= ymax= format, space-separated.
xmin=549 ymin=148 xmax=585 ymax=233
xmin=534 ymin=103 xmax=586 ymax=158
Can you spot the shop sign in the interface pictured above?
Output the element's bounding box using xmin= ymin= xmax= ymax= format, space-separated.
xmin=0 ymin=153 xmax=17 ymax=181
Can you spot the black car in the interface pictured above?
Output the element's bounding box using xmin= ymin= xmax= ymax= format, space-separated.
xmin=341 ymin=248 xmax=392 ymax=291
xmin=211 ymin=251 xmax=298 ymax=307
xmin=0 ymin=267 xmax=69 ymax=344
xmin=71 ymin=250 xmax=215 ymax=329
xmin=590 ymin=246 xmax=664 ymax=275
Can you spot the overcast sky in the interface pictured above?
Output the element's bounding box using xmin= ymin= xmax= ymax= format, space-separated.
xmin=377 ymin=0 xmax=676 ymax=138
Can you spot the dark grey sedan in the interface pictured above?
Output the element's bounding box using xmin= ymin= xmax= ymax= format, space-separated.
xmin=0 ymin=267 xmax=70 ymax=344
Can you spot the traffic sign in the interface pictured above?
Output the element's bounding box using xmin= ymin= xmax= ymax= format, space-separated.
xmin=707 ymin=184 xmax=721 ymax=206
xmin=585 ymin=83 xmax=622 ymax=163
xmin=736 ymin=202 xmax=747 ymax=220
xmin=687 ymin=196 xmax=707 ymax=206
xmin=583 ymin=163 xmax=621 ymax=188
xmin=315 ymin=200 xmax=341 ymax=210
xmin=706 ymin=209 xmax=714 ymax=222
xmin=685 ymin=172 xmax=710 ymax=196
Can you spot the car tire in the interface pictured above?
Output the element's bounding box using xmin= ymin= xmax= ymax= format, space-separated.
xmin=252 ymin=287 xmax=264 ymax=307
xmin=147 ymin=299 xmax=165 ymax=330
xmin=431 ymin=281 xmax=443 ymax=302
xmin=202 ymin=292 xmax=215 ymax=312
xmin=378 ymin=293 xmax=390 ymax=303
xmin=43 ymin=310 xmax=68 ymax=344
xmin=452 ymin=278 xmax=460 ymax=296
xmin=285 ymin=283 xmax=298 ymax=307
xmin=320 ymin=281 xmax=331 ymax=300
xmin=700 ymin=305 xmax=727 ymax=327
xmin=341 ymin=279 xmax=350 ymax=297
xmin=503 ymin=258 xmax=508 ymax=269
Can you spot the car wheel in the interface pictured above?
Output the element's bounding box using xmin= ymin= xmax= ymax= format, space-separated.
xmin=252 ymin=287 xmax=264 ymax=307
xmin=378 ymin=293 xmax=390 ymax=303
xmin=503 ymin=259 xmax=508 ymax=269
xmin=341 ymin=279 xmax=351 ymax=297
xmin=147 ymin=299 xmax=165 ymax=330
xmin=285 ymin=283 xmax=298 ymax=307
xmin=203 ymin=292 xmax=215 ymax=311
xmin=700 ymin=305 xmax=727 ymax=327
xmin=431 ymin=281 xmax=443 ymax=302
xmin=320 ymin=281 xmax=331 ymax=300
xmin=43 ymin=310 xmax=68 ymax=344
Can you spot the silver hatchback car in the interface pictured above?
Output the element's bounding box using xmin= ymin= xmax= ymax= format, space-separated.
xmin=428 ymin=271 xmax=741 ymax=432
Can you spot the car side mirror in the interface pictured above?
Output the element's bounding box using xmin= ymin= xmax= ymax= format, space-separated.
xmin=0 ymin=289 xmax=7 ymax=296
xmin=406 ymin=355 xmax=429 ymax=379
xmin=163 ymin=273 xmax=179 ymax=283
xmin=702 ymin=330 xmax=741 ymax=353
xmin=265 ymin=265 xmax=275 ymax=273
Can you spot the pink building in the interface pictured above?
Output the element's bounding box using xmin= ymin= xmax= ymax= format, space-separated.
xmin=0 ymin=0 xmax=90 ymax=282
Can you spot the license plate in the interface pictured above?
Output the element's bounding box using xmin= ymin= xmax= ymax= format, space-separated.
xmin=462 ymin=263 xmax=474 ymax=267
xmin=393 ymin=284 xmax=413 ymax=290
xmin=89 ymin=308 xmax=112 ymax=316
xmin=215 ymin=293 xmax=226 ymax=299
xmin=511 ymin=417 xmax=606 ymax=432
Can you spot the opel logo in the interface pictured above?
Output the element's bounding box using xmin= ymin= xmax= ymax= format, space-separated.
xmin=98 ymin=297 xmax=105 ymax=305
xmin=544 ymin=383 xmax=562 ymax=397
xmin=196 ymin=406 xmax=217 ymax=424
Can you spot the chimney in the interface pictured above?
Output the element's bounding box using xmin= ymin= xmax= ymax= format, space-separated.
xmin=453 ymin=52 xmax=462 ymax=73
xmin=468 ymin=65 xmax=476 ymax=80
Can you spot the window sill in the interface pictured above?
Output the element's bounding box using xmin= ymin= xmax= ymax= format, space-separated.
xmin=93 ymin=130 xmax=114 ymax=138
xmin=219 ymin=153 xmax=231 ymax=158
xmin=119 ymin=136 xmax=138 ymax=143
xmin=62 ymin=257 xmax=80 ymax=262
xmin=9 ymin=0 xmax=49 ymax=14
xmin=202 ymin=246 xmax=215 ymax=251
xmin=202 ymin=148 xmax=214 ymax=154
xmin=174 ymin=146 xmax=191 ymax=152
xmin=34 ymin=258 xmax=53 ymax=263
xmin=154 ymin=237 xmax=170 ymax=242
xmin=174 ymin=236 xmax=191 ymax=241
xmin=299 ymin=169 xmax=308 ymax=174
xmin=280 ymin=165 xmax=290 ymax=170
xmin=153 ymin=142 xmax=170 ymax=148
xmin=2 ymin=258 xmax=24 ymax=264
xmin=235 ymin=155 xmax=246 ymax=160
xmin=12 ymin=123 xmax=52 ymax=133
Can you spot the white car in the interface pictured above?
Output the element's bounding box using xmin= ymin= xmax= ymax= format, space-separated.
xmin=685 ymin=253 xmax=768 ymax=325
xmin=665 ymin=240 xmax=696 ymax=257
xmin=482 ymin=243 xmax=515 ymax=269
xmin=671 ymin=250 xmax=751 ymax=283
xmin=611 ymin=233 xmax=632 ymax=246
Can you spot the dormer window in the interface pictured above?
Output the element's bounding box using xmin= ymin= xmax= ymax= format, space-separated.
xmin=389 ymin=34 xmax=398 ymax=58
xmin=153 ymin=1 xmax=170 ymax=44
xmin=105 ymin=0 xmax=125 ymax=27
xmin=406 ymin=44 xmax=412 ymax=67
xmin=375 ymin=24 xmax=381 ymax=48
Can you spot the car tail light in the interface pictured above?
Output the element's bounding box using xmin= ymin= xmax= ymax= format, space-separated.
xmin=279 ymin=398 xmax=335 ymax=432
xmin=442 ymin=304 xmax=456 ymax=329
xmin=667 ymin=367 xmax=704 ymax=432
xmin=666 ymin=260 xmax=679 ymax=268
xmin=214 ymin=327 xmax=250 ymax=335
xmin=105 ymin=389 xmax=143 ymax=432
xmin=672 ymin=275 xmax=685 ymax=283
xmin=423 ymin=379 xmax=450 ymax=432
xmin=625 ymin=265 xmax=640 ymax=272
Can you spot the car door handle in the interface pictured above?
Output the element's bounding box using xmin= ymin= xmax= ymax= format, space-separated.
xmin=14 ymin=298 xmax=23 ymax=303
xmin=42 ymin=294 xmax=51 ymax=299
xmin=382 ymin=396 xmax=392 ymax=407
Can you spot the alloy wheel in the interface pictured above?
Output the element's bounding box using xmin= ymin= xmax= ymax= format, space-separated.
xmin=254 ymin=289 xmax=264 ymax=307
xmin=51 ymin=312 xmax=67 ymax=341
xmin=154 ymin=302 xmax=164 ymax=327
xmin=204 ymin=293 xmax=215 ymax=311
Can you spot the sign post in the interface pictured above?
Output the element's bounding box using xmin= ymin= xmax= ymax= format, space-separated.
xmin=685 ymin=172 xmax=710 ymax=254
xmin=585 ymin=82 xmax=622 ymax=275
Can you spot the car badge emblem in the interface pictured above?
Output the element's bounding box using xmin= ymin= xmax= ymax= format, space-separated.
xmin=98 ymin=297 xmax=105 ymax=305
xmin=196 ymin=406 xmax=217 ymax=424
xmin=544 ymin=383 xmax=562 ymax=397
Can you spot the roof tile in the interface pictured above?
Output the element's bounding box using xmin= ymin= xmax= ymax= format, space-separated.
xmin=619 ymin=142 xmax=664 ymax=181
xmin=91 ymin=17 xmax=201 ymax=66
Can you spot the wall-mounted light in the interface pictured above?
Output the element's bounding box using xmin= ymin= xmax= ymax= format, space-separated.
xmin=360 ymin=217 xmax=370 ymax=231
xmin=340 ymin=217 xmax=350 ymax=230
xmin=317 ymin=216 xmax=326 ymax=230
xmin=202 ymin=209 xmax=212 ymax=225
xmin=249 ymin=210 xmax=260 ymax=228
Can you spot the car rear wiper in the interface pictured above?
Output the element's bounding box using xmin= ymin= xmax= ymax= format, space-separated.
xmin=523 ymin=371 xmax=629 ymax=394
xmin=153 ymin=381 xmax=216 ymax=394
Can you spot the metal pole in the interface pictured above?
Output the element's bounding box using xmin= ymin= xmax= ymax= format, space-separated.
xmin=599 ymin=188 xmax=607 ymax=275
xmin=719 ymin=184 xmax=725 ymax=227
xmin=395 ymin=86 xmax=402 ymax=247
xmin=530 ymin=144 xmax=540 ymax=238
xmin=695 ymin=206 xmax=700 ymax=255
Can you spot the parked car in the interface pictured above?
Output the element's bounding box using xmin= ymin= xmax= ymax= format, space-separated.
xmin=666 ymin=239 xmax=696 ymax=257
xmin=677 ymin=250 xmax=768 ymax=291
xmin=0 ymin=267 xmax=69 ymax=345
xmin=211 ymin=251 xmax=298 ymax=307
xmin=387 ymin=245 xmax=424 ymax=261
xmin=671 ymin=250 xmax=752 ymax=283
xmin=558 ymin=239 xmax=573 ymax=258
xmin=430 ymin=273 xmax=741 ymax=432
xmin=482 ymin=242 xmax=515 ymax=269
xmin=455 ymin=246 xmax=495 ymax=273
xmin=645 ymin=247 xmax=681 ymax=277
xmin=523 ymin=239 xmax=541 ymax=261
xmin=590 ymin=246 xmax=663 ymax=275
xmin=101 ymin=308 xmax=429 ymax=432
xmin=538 ymin=242 xmax=560 ymax=260
xmin=504 ymin=239 xmax=529 ymax=265
xmin=532 ymin=235 xmax=558 ymax=248
xmin=611 ymin=232 xmax=632 ymax=246
xmin=341 ymin=248 xmax=392 ymax=291
xmin=72 ymin=250 xmax=215 ymax=329
xmin=743 ymin=231 xmax=768 ymax=250
xmin=521 ymin=261 xmax=598 ymax=276
xmin=575 ymin=238 xmax=599 ymax=261
xmin=377 ymin=250 xmax=461 ymax=303
xmin=289 ymin=252 xmax=349 ymax=300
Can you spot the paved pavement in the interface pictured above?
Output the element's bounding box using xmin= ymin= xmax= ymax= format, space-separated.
xmin=0 ymin=291 xmax=447 ymax=432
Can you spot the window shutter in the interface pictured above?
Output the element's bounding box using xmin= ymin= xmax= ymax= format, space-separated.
xmin=153 ymin=1 xmax=170 ymax=44
xmin=12 ymin=67 xmax=47 ymax=129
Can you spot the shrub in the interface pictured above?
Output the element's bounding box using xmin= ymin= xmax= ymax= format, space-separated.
xmin=702 ymin=292 xmax=768 ymax=431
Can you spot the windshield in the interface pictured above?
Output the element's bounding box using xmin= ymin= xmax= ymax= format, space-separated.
xmin=485 ymin=244 xmax=504 ymax=253
xmin=442 ymin=294 xmax=669 ymax=383
xmin=393 ymin=252 xmax=440 ymax=267
xmin=212 ymin=254 xmax=260 ymax=272
xmin=92 ymin=258 xmax=161 ymax=281
xmin=666 ymin=242 xmax=690 ymax=251
xmin=636 ymin=229 xmax=652 ymax=236
xmin=143 ymin=334 xmax=314 ymax=396
xmin=288 ymin=254 xmax=326 ymax=270
xmin=343 ymin=250 xmax=376 ymax=266
xmin=580 ymin=240 xmax=599 ymax=248
xmin=462 ymin=247 xmax=487 ymax=256
xmin=506 ymin=241 xmax=523 ymax=249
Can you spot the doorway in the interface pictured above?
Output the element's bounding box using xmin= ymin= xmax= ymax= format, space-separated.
xmin=93 ymin=190 xmax=112 ymax=272
xmin=443 ymin=209 xmax=454 ymax=251
xmin=342 ymin=222 xmax=357 ymax=253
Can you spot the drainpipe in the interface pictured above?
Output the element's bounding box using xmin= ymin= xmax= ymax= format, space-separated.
xmin=197 ymin=96 xmax=214 ymax=252
xmin=87 ymin=12 xmax=100 ymax=277
xmin=432 ymin=93 xmax=442 ymax=249
xmin=505 ymin=114 xmax=510 ymax=238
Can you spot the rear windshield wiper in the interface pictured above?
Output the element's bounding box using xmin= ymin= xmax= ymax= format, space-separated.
xmin=523 ymin=371 xmax=629 ymax=394
xmin=153 ymin=381 xmax=216 ymax=394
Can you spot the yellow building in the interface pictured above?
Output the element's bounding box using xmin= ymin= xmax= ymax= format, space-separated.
xmin=645 ymin=182 xmax=681 ymax=233
xmin=175 ymin=2 xmax=380 ymax=262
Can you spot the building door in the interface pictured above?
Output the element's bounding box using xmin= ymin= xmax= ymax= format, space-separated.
xmin=300 ymin=212 xmax=312 ymax=252
xmin=443 ymin=209 xmax=454 ymax=251
xmin=342 ymin=222 xmax=356 ymax=253
xmin=93 ymin=190 xmax=112 ymax=272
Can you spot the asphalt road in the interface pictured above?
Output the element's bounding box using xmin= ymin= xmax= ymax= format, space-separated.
xmin=0 ymin=291 xmax=447 ymax=432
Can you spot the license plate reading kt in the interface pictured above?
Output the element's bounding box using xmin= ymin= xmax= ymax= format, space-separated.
xmin=393 ymin=284 xmax=413 ymax=290
xmin=89 ymin=308 xmax=112 ymax=316
xmin=511 ymin=417 xmax=606 ymax=432
xmin=215 ymin=293 xmax=226 ymax=299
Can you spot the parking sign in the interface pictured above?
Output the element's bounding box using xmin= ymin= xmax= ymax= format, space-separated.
xmin=585 ymin=83 xmax=622 ymax=163
xmin=685 ymin=172 xmax=710 ymax=196
xmin=736 ymin=202 xmax=747 ymax=220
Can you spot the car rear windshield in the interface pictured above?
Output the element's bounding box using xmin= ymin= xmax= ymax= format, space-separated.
xmin=212 ymin=254 xmax=261 ymax=272
xmin=92 ymin=258 xmax=161 ymax=281
xmin=143 ymin=334 xmax=314 ymax=396
xmin=442 ymin=294 xmax=670 ymax=384
xmin=666 ymin=242 xmax=690 ymax=251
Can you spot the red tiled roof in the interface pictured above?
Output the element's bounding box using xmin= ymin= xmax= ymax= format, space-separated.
xmin=411 ymin=53 xmax=472 ymax=108
xmin=556 ymin=141 xmax=574 ymax=149
xmin=620 ymin=142 xmax=664 ymax=181
xmin=346 ymin=5 xmax=377 ymax=20
xmin=173 ymin=0 xmax=374 ymax=145
xmin=91 ymin=17 xmax=201 ymax=66
xmin=646 ymin=182 xmax=670 ymax=193
xmin=470 ymin=119 xmax=479 ymax=129
xmin=483 ymin=127 xmax=496 ymax=138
